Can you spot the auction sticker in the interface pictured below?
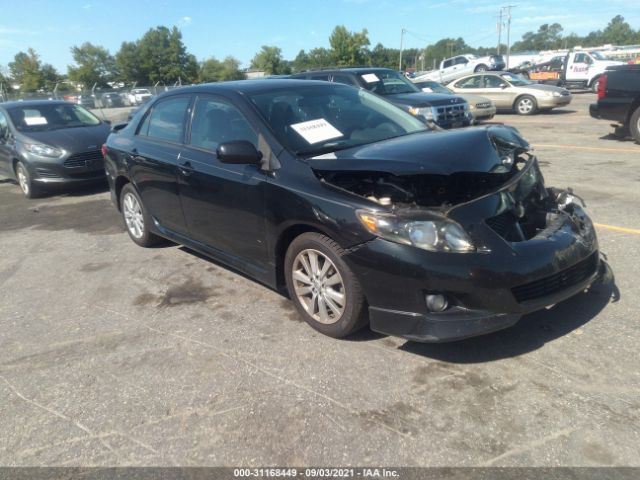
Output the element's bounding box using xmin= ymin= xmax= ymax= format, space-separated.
xmin=290 ymin=119 xmax=343 ymax=144
xmin=361 ymin=73 xmax=380 ymax=83
xmin=24 ymin=117 xmax=48 ymax=126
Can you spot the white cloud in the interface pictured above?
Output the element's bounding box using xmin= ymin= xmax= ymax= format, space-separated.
xmin=178 ymin=16 xmax=192 ymax=27
xmin=82 ymin=4 xmax=92 ymax=10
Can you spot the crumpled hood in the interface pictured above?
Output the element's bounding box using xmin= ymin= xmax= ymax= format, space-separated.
xmin=309 ymin=125 xmax=529 ymax=176
xmin=388 ymin=92 xmax=467 ymax=107
xmin=17 ymin=123 xmax=111 ymax=153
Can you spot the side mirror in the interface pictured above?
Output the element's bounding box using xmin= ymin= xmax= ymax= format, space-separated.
xmin=500 ymin=83 xmax=508 ymax=89
xmin=217 ymin=140 xmax=262 ymax=165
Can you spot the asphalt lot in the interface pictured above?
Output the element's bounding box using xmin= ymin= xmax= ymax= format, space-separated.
xmin=1 ymin=92 xmax=639 ymax=466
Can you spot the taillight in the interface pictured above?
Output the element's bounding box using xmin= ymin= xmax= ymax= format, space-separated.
xmin=597 ymin=74 xmax=607 ymax=99
xmin=101 ymin=144 xmax=107 ymax=157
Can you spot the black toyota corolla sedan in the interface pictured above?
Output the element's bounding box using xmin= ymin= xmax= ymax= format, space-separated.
xmin=103 ymin=80 xmax=602 ymax=342
xmin=0 ymin=101 xmax=110 ymax=197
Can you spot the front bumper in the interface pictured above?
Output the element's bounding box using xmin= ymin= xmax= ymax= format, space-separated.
xmin=472 ymin=105 xmax=497 ymax=121
xmin=344 ymin=202 xmax=600 ymax=343
xmin=538 ymin=95 xmax=572 ymax=109
xmin=26 ymin=155 xmax=106 ymax=184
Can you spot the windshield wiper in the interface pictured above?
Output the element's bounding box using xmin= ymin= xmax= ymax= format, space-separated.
xmin=296 ymin=141 xmax=354 ymax=157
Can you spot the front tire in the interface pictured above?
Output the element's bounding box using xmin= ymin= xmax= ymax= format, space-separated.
xmin=630 ymin=106 xmax=640 ymax=144
xmin=120 ymin=183 xmax=160 ymax=247
xmin=284 ymin=232 xmax=368 ymax=338
xmin=590 ymin=77 xmax=600 ymax=94
xmin=15 ymin=161 xmax=40 ymax=198
xmin=474 ymin=64 xmax=488 ymax=72
xmin=515 ymin=95 xmax=538 ymax=115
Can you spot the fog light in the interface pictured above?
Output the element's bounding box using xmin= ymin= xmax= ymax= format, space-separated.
xmin=426 ymin=294 xmax=449 ymax=312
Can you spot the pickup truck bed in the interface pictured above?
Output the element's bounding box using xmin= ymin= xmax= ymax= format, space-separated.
xmin=589 ymin=64 xmax=640 ymax=142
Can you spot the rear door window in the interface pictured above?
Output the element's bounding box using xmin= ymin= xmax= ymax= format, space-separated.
xmin=139 ymin=96 xmax=190 ymax=143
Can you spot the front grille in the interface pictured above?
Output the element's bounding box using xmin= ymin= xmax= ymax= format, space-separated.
xmin=435 ymin=104 xmax=466 ymax=123
xmin=35 ymin=168 xmax=60 ymax=178
xmin=511 ymin=252 xmax=599 ymax=303
xmin=476 ymin=102 xmax=492 ymax=109
xmin=63 ymin=150 xmax=103 ymax=168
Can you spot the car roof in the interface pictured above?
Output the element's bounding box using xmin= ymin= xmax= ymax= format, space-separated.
xmin=0 ymin=100 xmax=72 ymax=109
xmin=153 ymin=79 xmax=342 ymax=97
xmin=294 ymin=67 xmax=397 ymax=75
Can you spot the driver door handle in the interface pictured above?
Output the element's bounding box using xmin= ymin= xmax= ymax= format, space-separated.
xmin=179 ymin=160 xmax=194 ymax=176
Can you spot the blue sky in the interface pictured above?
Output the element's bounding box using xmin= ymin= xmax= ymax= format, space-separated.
xmin=0 ymin=0 xmax=638 ymax=72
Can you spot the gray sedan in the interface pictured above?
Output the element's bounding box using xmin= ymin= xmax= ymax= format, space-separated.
xmin=447 ymin=72 xmax=572 ymax=115
xmin=0 ymin=101 xmax=110 ymax=197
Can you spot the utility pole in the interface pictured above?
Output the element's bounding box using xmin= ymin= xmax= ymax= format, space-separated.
xmin=399 ymin=28 xmax=406 ymax=71
xmin=504 ymin=5 xmax=516 ymax=68
xmin=496 ymin=9 xmax=504 ymax=55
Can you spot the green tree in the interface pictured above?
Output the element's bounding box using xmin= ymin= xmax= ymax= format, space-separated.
xmin=9 ymin=49 xmax=43 ymax=92
xmin=199 ymin=56 xmax=245 ymax=82
xmin=251 ymin=45 xmax=285 ymax=74
xmin=512 ymin=23 xmax=564 ymax=51
xmin=137 ymin=26 xmax=198 ymax=84
xmin=40 ymin=64 xmax=61 ymax=91
xmin=115 ymin=27 xmax=198 ymax=85
xmin=307 ymin=48 xmax=333 ymax=69
xmin=68 ymin=42 xmax=116 ymax=88
xmin=291 ymin=50 xmax=310 ymax=72
xmin=115 ymin=41 xmax=143 ymax=84
xmin=329 ymin=25 xmax=370 ymax=66
xmin=602 ymin=15 xmax=635 ymax=45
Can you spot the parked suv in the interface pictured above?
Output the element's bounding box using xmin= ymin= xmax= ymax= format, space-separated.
xmin=103 ymin=80 xmax=601 ymax=342
xmin=589 ymin=64 xmax=640 ymax=142
xmin=290 ymin=68 xmax=472 ymax=129
xmin=128 ymin=88 xmax=153 ymax=106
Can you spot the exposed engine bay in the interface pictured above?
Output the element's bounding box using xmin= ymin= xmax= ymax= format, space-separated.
xmin=313 ymin=129 xmax=587 ymax=244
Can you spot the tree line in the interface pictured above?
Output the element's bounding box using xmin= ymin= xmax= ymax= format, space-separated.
xmin=1 ymin=16 xmax=638 ymax=93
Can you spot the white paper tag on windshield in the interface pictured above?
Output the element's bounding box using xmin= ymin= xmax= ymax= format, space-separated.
xmin=24 ymin=117 xmax=47 ymax=126
xmin=290 ymin=119 xmax=343 ymax=144
xmin=361 ymin=73 xmax=380 ymax=83
xmin=421 ymin=87 xmax=433 ymax=92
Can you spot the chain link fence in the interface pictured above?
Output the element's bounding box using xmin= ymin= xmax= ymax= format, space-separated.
xmin=0 ymin=85 xmax=185 ymax=110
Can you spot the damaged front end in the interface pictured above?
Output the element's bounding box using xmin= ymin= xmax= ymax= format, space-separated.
xmin=309 ymin=125 xmax=601 ymax=341
xmin=312 ymin=125 xmax=593 ymax=253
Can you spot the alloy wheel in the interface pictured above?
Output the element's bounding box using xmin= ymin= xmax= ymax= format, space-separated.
xmin=517 ymin=98 xmax=534 ymax=114
xmin=292 ymin=249 xmax=345 ymax=324
xmin=16 ymin=165 xmax=29 ymax=195
xmin=123 ymin=192 xmax=145 ymax=239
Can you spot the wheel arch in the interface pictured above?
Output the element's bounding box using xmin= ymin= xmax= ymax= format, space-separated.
xmin=114 ymin=175 xmax=131 ymax=211
xmin=275 ymin=223 xmax=328 ymax=292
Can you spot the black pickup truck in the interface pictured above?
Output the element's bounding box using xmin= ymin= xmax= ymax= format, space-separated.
xmin=589 ymin=64 xmax=640 ymax=142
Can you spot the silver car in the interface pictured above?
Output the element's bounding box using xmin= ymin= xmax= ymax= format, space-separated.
xmin=447 ymin=72 xmax=572 ymax=115
xmin=413 ymin=80 xmax=496 ymax=123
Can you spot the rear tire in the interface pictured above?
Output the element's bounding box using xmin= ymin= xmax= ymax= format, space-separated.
xmin=120 ymin=183 xmax=161 ymax=247
xmin=515 ymin=95 xmax=538 ymax=115
xmin=630 ymin=106 xmax=640 ymax=144
xmin=284 ymin=232 xmax=368 ymax=338
xmin=15 ymin=162 xmax=40 ymax=198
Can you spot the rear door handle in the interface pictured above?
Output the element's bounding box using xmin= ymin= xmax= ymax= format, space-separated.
xmin=179 ymin=160 xmax=194 ymax=176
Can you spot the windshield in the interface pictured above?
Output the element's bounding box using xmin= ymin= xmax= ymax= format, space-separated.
xmin=249 ymin=83 xmax=428 ymax=157
xmin=358 ymin=71 xmax=420 ymax=96
xmin=500 ymin=72 xmax=534 ymax=86
xmin=8 ymin=103 xmax=101 ymax=132
xmin=414 ymin=81 xmax=452 ymax=94
xmin=589 ymin=51 xmax=606 ymax=61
